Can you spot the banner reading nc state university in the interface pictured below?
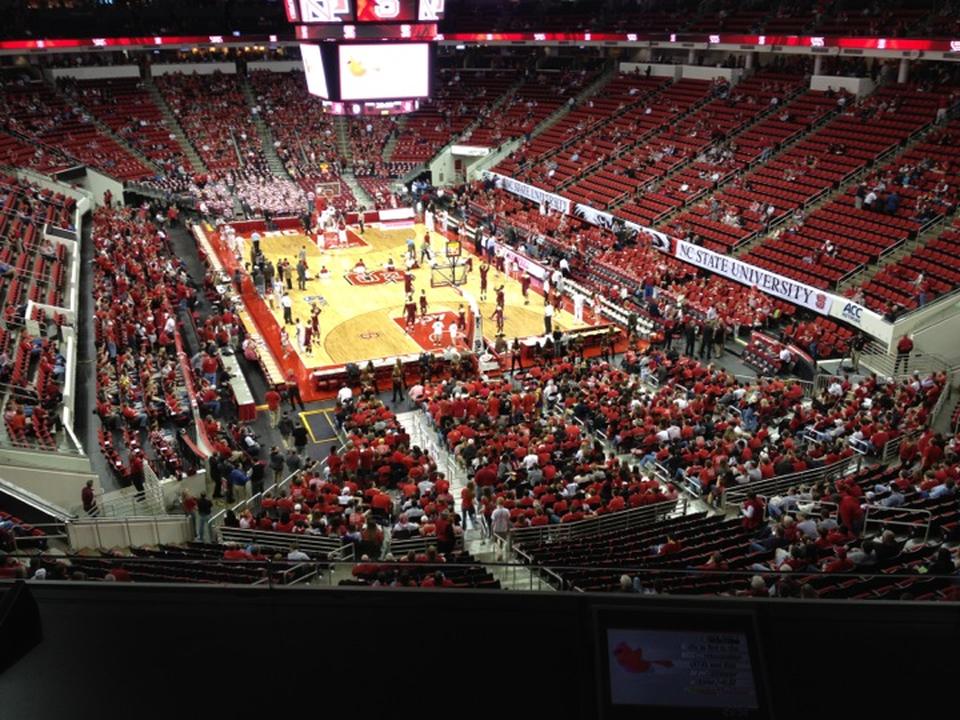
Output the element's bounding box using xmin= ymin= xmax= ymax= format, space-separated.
xmin=675 ymin=240 xmax=834 ymax=315
xmin=484 ymin=171 xmax=571 ymax=215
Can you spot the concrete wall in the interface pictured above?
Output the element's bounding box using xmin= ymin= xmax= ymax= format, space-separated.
xmin=904 ymin=296 xmax=960 ymax=361
xmin=619 ymin=62 xmax=743 ymax=83
xmin=619 ymin=62 xmax=682 ymax=79
xmin=682 ymin=65 xmax=743 ymax=83
xmin=67 ymin=516 xmax=192 ymax=550
xmin=0 ymin=462 xmax=98 ymax=514
xmin=429 ymin=146 xmax=457 ymax=186
xmin=79 ymin=168 xmax=127 ymax=208
xmin=248 ymin=60 xmax=302 ymax=73
xmin=151 ymin=62 xmax=236 ymax=76
xmin=49 ymin=66 xmax=141 ymax=81
xmin=810 ymin=75 xmax=875 ymax=97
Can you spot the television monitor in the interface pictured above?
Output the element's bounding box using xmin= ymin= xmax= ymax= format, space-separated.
xmin=593 ymin=606 xmax=772 ymax=719
xmin=355 ymin=0 xmax=418 ymax=22
xmin=300 ymin=43 xmax=330 ymax=98
xmin=337 ymin=42 xmax=430 ymax=100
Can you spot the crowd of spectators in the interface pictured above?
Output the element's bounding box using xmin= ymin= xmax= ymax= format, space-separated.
xmin=90 ymin=206 xmax=197 ymax=485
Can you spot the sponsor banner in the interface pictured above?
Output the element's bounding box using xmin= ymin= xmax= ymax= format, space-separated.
xmin=675 ymin=240 xmax=834 ymax=315
xmin=485 ymin=171 xmax=571 ymax=215
xmin=451 ymin=144 xmax=491 ymax=157
xmin=574 ymin=203 xmax=673 ymax=253
xmin=496 ymin=242 xmax=549 ymax=282
xmin=829 ymin=298 xmax=893 ymax=343
xmin=378 ymin=207 xmax=415 ymax=222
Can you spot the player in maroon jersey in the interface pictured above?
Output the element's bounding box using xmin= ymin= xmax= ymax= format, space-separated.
xmin=521 ymin=273 xmax=531 ymax=305
xmin=404 ymin=294 xmax=417 ymax=328
xmin=493 ymin=306 xmax=505 ymax=334
xmin=404 ymin=270 xmax=414 ymax=295
xmin=479 ymin=262 xmax=489 ymax=300
xmin=419 ymin=289 xmax=428 ymax=320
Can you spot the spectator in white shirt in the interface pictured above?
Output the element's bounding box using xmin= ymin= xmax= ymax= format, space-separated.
xmin=287 ymin=545 xmax=310 ymax=562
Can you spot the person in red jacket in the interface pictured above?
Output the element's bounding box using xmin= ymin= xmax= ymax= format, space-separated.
xmin=741 ymin=492 xmax=765 ymax=532
xmin=838 ymin=492 xmax=864 ymax=534
xmin=264 ymin=386 xmax=282 ymax=426
xmin=894 ymin=334 xmax=913 ymax=374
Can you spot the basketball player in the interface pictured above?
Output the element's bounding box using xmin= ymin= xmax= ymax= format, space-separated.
xmin=573 ymin=292 xmax=585 ymax=322
xmin=430 ymin=317 xmax=445 ymax=345
xmin=303 ymin=322 xmax=314 ymax=354
xmin=404 ymin=270 xmax=414 ymax=295
xmin=404 ymin=293 xmax=417 ymax=328
xmin=448 ymin=319 xmax=459 ymax=347
xmin=479 ymin=262 xmax=489 ymax=300
xmin=457 ymin=304 xmax=467 ymax=331
xmin=493 ymin=305 xmax=505 ymax=334
xmin=337 ymin=215 xmax=348 ymax=247
xmin=419 ymin=289 xmax=428 ymax=320
xmin=419 ymin=234 xmax=432 ymax=265
xmin=521 ymin=272 xmax=531 ymax=305
xmin=279 ymin=327 xmax=292 ymax=359
xmin=358 ymin=213 xmax=365 ymax=235
xmin=295 ymin=319 xmax=305 ymax=353
xmin=495 ymin=285 xmax=505 ymax=311
xmin=310 ymin=303 xmax=321 ymax=338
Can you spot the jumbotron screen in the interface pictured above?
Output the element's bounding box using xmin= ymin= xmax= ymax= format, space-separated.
xmin=300 ymin=43 xmax=330 ymax=98
xmin=338 ymin=42 xmax=430 ymax=100
xmin=286 ymin=0 xmax=445 ymax=23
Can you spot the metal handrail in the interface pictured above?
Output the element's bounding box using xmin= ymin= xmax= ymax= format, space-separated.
xmin=218 ymin=525 xmax=344 ymax=556
xmin=4 ymin=555 xmax=957 ymax=598
xmin=509 ymin=497 xmax=683 ymax=548
xmin=206 ymin=467 xmax=304 ymax=539
xmin=723 ymin=454 xmax=860 ymax=510
xmin=862 ymin=504 xmax=933 ymax=544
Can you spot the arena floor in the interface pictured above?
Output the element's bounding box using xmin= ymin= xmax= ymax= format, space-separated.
xmin=254 ymin=222 xmax=590 ymax=367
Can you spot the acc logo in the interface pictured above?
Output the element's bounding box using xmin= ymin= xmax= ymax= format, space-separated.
xmin=842 ymin=302 xmax=863 ymax=323
xmin=303 ymin=296 xmax=328 ymax=306
xmin=359 ymin=331 xmax=382 ymax=340
xmin=815 ymin=293 xmax=827 ymax=310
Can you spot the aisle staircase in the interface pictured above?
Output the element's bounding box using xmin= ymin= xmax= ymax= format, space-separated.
xmin=146 ymin=81 xmax=208 ymax=174
xmin=240 ymin=77 xmax=291 ymax=179
xmin=341 ymin=170 xmax=375 ymax=207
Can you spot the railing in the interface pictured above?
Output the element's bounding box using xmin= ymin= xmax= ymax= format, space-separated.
xmin=67 ymin=515 xmax=192 ymax=549
xmin=723 ymin=454 xmax=860 ymax=511
xmin=0 ymin=477 xmax=76 ymax=523
xmin=4 ymin=522 xmax=69 ymax=551
xmin=218 ymin=526 xmax=344 ymax=556
xmin=509 ymin=497 xmax=684 ymax=549
xmin=98 ymin=461 xmax=167 ymax=517
xmin=859 ymin=349 xmax=949 ymax=379
xmin=862 ymin=504 xmax=932 ymax=544
xmin=5 ymin=555 xmax=958 ymax=600
xmin=206 ymin=467 xmax=304 ymax=540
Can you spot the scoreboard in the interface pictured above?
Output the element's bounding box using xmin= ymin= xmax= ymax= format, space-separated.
xmin=287 ymin=0 xmax=442 ymax=113
xmin=285 ymin=0 xmax=445 ymax=24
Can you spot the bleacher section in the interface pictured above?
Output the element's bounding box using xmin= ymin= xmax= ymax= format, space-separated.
xmin=155 ymin=73 xmax=267 ymax=175
xmin=61 ymin=77 xmax=193 ymax=181
xmin=0 ymin=79 xmax=154 ymax=181
xmin=0 ymin=174 xmax=74 ymax=450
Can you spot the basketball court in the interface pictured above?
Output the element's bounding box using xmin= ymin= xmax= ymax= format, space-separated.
xmin=201 ymin=218 xmax=596 ymax=397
